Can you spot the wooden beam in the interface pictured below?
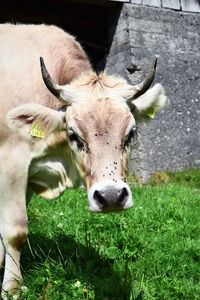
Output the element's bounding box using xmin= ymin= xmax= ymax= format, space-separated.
xmin=142 ymin=0 xmax=161 ymax=7
xmin=181 ymin=0 xmax=200 ymax=12
xmin=162 ymin=0 xmax=180 ymax=10
xmin=131 ymin=0 xmax=142 ymax=4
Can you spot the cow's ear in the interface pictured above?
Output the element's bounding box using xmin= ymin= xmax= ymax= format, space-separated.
xmin=7 ymin=103 xmax=66 ymax=138
xmin=129 ymin=83 xmax=167 ymax=121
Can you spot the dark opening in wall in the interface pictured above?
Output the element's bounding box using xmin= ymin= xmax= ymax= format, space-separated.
xmin=0 ymin=0 xmax=122 ymax=71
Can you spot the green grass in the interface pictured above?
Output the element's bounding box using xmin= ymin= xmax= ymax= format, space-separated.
xmin=17 ymin=169 xmax=200 ymax=299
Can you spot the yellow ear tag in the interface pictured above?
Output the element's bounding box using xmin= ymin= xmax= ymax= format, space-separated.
xmin=146 ymin=108 xmax=156 ymax=119
xmin=31 ymin=123 xmax=45 ymax=139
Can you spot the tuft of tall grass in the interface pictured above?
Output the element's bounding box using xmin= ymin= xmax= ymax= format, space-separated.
xmin=149 ymin=168 xmax=200 ymax=189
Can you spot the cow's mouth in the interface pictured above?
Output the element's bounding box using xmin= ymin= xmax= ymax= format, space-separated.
xmin=93 ymin=187 xmax=128 ymax=210
xmin=88 ymin=180 xmax=133 ymax=213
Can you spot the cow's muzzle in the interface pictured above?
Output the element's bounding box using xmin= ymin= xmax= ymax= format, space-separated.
xmin=88 ymin=180 xmax=133 ymax=212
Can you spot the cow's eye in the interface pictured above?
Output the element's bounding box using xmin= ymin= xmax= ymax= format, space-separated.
xmin=124 ymin=126 xmax=137 ymax=149
xmin=68 ymin=129 xmax=85 ymax=150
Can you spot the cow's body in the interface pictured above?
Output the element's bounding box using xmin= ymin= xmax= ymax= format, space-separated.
xmin=0 ymin=24 xmax=91 ymax=298
xmin=0 ymin=24 xmax=91 ymax=114
xmin=0 ymin=24 xmax=92 ymax=196
xmin=0 ymin=24 xmax=166 ymax=298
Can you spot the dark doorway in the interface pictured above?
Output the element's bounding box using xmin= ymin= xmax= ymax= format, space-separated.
xmin=0 ymin=0 xmax=121 ymax=70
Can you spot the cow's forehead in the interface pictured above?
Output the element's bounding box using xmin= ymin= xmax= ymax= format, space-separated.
xmin=67 ymin=97 xmax=133 ymax=137
xmin=65 ymin=71 xmax=136 ymax=137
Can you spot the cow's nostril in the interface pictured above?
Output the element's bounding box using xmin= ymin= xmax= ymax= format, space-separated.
xmin=117 ymin=187 xmax=128 ymax=204
xmin=94 ymin=190 xmax=106 ymax=207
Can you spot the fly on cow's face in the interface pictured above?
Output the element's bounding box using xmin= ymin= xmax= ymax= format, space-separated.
xmin=68 ymin=128 xmax=85 ymax=151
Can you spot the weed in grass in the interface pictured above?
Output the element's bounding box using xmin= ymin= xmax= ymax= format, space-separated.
xmin=149 ymin=168 xmax=200 ymax=189
xmin=148 ymin=171 xmax=171 ymax=185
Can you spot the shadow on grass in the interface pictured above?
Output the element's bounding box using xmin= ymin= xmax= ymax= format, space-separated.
xmin=21 ymin=233 xmax=131 ymax=300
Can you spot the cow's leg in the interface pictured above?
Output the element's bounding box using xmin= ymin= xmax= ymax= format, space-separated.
xmin=1 ymin=209 xmax=28 ymax=296
xmin=0 ymin=236 xmax=5 ymax=269
xmin=0 ymin=156 xmax=29 ymax=299
xmin=0 ymin=200 xmax=28 ymax=300
xmin=0 ymin=237 xmax=5 ymax=290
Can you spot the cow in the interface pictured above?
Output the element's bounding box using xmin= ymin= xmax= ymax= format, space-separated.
xmin=0 ymin=23 xmax=166 ymax=298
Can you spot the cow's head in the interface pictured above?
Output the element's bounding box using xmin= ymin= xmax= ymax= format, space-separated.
xmin=7 ymin=58 xmax=166 ymax=212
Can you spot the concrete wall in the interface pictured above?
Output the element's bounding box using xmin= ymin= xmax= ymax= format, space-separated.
xmin=106 ymin=3 xmax=200 ymax=180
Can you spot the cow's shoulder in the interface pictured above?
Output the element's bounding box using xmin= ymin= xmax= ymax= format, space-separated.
xmin=0 ymin=121 xmax=33 ymax=184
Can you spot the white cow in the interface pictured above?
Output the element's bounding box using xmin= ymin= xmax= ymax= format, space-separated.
xmin=0 ymin=24 xmax=166 ymax=298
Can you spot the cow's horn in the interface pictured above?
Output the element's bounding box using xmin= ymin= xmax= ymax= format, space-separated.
xmin=40 ymin=57 xmax=75 ymax=106
xmin=130 ymin=58 xmax=157 ymax=100
xmin=40 ymin=57 xmax=62 ymax=98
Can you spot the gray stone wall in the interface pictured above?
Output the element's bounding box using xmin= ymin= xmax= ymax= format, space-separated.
xmin=106 ymin=4 xmax=200 ymax=181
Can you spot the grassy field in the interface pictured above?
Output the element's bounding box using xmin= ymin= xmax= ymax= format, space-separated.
xmin=16 ymin=169 xmax=200 ymax=299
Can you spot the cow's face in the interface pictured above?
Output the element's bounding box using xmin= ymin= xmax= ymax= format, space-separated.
xmin=7 ymin=58 xmax=167 ymax=212
xmin=66 ymin=96 xmax=135 ymax=212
